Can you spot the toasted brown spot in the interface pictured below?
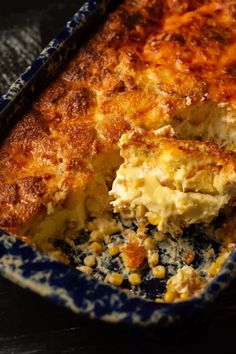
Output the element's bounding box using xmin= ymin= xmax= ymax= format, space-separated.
xmin=121 ymin=242 xmax=147 ymax=270
xmin=60 ymin=87 xmax=95 ymax=118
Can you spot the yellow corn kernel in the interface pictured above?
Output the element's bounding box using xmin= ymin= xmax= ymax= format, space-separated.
xmin=148 ymin=252 xmax=159 ymax=267
xmin=90 ymin=241 xmax=103 ymax=255
xmin=136 ymin=226 xmax=147 ymax=240
xmin=152 ymin=265 xmax=166 ymax=279
xmin=77 ymin=265 xmax=93 ymax=275
xmin=132 ymin=157 xmax=143 ymax=166
xmin=180 ymin=293 xmax=190 ymax=301
xmin=89 ymin=230 xmax=104 ymax=242
xmin=135 ymin=205 xmax=147 ymax=218
xmin=133 ymin=178 xmax=144 ymax=187
xmin=208 ymin=252 xmax=229 ymax=277
xmin=128 ymin=273 xmax=142 ymax=286
xmin=164 ymin=291 xmax=176 ymax=302
xmin=122 ymin=229 xmax=136 ymax=239
xmin=147 ymin=213 xmax=161 ymax=226
xmin=108 ymin=244 xmax=120 ymax=256
xmin=51 ymin=250 xmax=69 ymax=264
xmin=84 ymin=255 xmax=96 ymax=267
xmin=108 ymin=272 xmax=124 ymax=286
xmin=143 ymin=237 xmax=156 ymax=250
xmin=153 ymin=231 xmax=167 ymax=242
xmin=155 ymin=298 xmax=164 ymax=303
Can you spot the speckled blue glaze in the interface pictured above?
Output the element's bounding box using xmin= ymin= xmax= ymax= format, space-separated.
xmin=0 ymin=232 xmax=236 ymax=326
xmin=0 ymin=0 xmax=236 ymax=327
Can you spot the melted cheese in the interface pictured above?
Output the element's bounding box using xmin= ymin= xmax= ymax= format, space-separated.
xmin=165 ymin=266 xmax=204 ymax=301
xmin=111 ymin=129 xmax=236 ymax=235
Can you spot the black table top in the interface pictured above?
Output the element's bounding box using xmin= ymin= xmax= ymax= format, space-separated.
xmin=0 ymin=1 xmax=236 ymax=353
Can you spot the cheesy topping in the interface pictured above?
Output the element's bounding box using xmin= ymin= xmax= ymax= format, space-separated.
xmin=111 ymin=128 xmax=236 ymax=235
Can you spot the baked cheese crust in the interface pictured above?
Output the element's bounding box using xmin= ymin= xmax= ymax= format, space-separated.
xmin=0 ymin=0 xmax=236 ymax=249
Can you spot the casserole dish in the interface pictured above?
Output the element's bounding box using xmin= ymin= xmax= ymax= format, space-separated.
xmin=0 ymin=0 xmax=236 ymax=326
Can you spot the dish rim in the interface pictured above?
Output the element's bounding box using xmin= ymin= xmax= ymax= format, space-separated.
xmin=0 ymin=231 xmax=235 ymax=327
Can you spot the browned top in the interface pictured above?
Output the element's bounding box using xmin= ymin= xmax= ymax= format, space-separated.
xmin=1 ymin=0 xmax=236 ymax=230
xmin=120 ymin=128 xmax=236 ymax=195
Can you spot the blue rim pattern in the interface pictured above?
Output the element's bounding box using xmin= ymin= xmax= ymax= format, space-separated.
xmin=0 ymin=0 xmax=236 ymax=327
xmin=0 ymin=232 xmax=236 ymax=326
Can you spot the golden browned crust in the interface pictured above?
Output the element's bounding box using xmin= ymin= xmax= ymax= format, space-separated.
xmin=1 ymin=0 xmax=236 ymax=231
xmin=122 ymin=128 xmax=236 ymax=168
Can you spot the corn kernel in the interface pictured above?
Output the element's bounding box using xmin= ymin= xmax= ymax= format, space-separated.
xmin=77 ymin=265 xmax=93 ymax=275
xmin=128 ymin=273 xmax=142 ymax=286
xmin=108 ymin=272 xmax=124 ymax=286
xmin=148 ymin=252 xmax=159 ymax=267
xmin=208 ymin=252 xmax=229 ymax=277
xmin=147 ymin=213 xmax=161 ymax=226
xmin=180 ymin=293 xmax=190 ymax=301
xmin=135 ymin=205 xmax=147 ymax=218
xmin=153 ymin=231 xmax=167 ymax=242
xmin=152 ymin=265 xmax=166 ymax=279
xmin=51 ymin=250 xmax=69 ymax=264
xmin=143 ymin=237 xmax=156 ymax=250
xmin=155 ymin=298 xmax=164 ymax=303
xmin=108 ymin=244 xmax=120 ymax=256
xmin=90 ymin=241 xmax=103 ymax=255
xmin=84 ymin=255 xmax=96 ymax=267
xmin=122 ymin=229 xmax=136 ymax=239
xmin=136 ymin=226 xmax=147 ymax=241
xmin=164 ymin=291 xmax=176 ymax=302
xmin=103 ymin=219 xmax=121 ymax=235
xmin=89 ymin=230 xmax=104 ymax=242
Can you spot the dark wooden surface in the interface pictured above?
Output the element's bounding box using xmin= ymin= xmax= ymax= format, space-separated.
xmin=0 ymin=1 xmax=236 ymax=353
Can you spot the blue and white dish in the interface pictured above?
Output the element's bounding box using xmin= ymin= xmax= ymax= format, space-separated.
xmin=0 ymin=0 xmax=236 ymax=327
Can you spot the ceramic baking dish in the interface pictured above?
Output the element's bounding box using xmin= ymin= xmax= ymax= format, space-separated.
xmin=0 ymin=0 xmax=236 ymax=327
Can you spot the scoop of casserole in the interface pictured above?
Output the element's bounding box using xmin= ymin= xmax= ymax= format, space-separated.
xmin=110 ymin=128 xmax=236 ymax=235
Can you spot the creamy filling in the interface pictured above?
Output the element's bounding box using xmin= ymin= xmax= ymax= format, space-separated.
xmin=19 ymin=150 xmax=122 ymax=253
xmin=111 ymin=167 xmax=230 ymax=236
xmin=173 ymin=101 xmax=236 ymax=149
